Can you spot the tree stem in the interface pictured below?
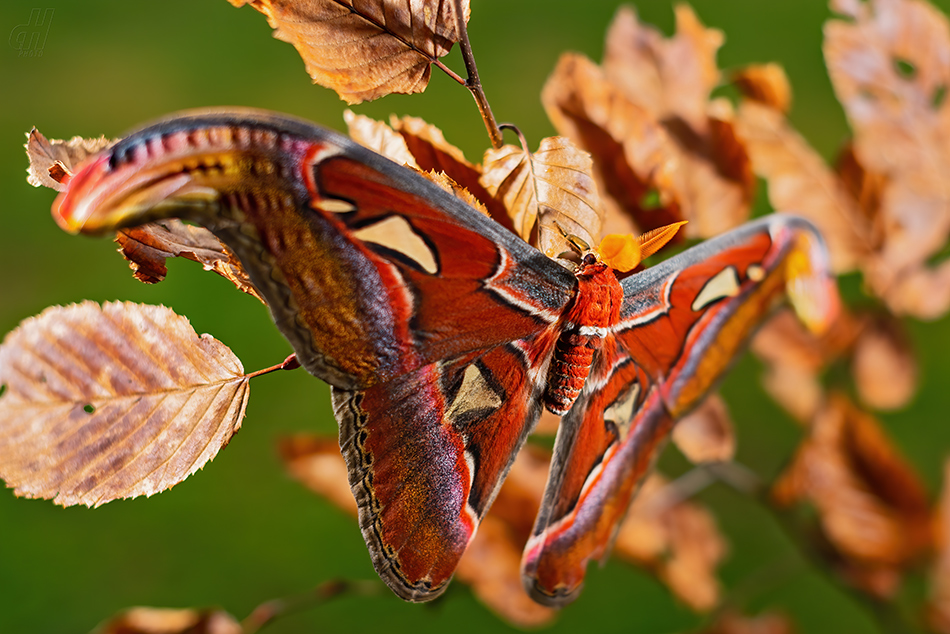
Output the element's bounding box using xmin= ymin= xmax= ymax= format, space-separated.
xmin=452 ymin=0 xmax=504 ymax=149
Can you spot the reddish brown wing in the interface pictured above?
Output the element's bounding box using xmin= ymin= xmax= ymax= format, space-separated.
xmin=52 ymin=109 xmax=576 ymax=601
xmin=523 ymin=215 xmax=838 ymax=605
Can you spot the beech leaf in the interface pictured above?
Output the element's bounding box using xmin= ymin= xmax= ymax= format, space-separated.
xmin=772 ymin=394 xmax=931 ymax=596
xmin=0 ymin=302 xmax=250 ymax=507
xmin=343 ymin=110 xmax=418 ymax=168
xmin=481 ymin=136 xmax=602 ymax=261
xmin=115 ymin=220 xmax=265 ymax=304
xmin=733 ymin=63 xmax=793 ymax=114
xmin=672 ymin=394 xmax=736 ymax=464
xmin=851 ymin=315 xmax=917 ymax=411
xmin=613 ymin=473 xmax=728 ymax=611
xmin=229 ymin=0 xmax=471 ymax=104
xmin=25 ymin=128 xmax=115 ymax=191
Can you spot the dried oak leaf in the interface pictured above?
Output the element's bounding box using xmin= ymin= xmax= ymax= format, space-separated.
xmin=25 ymin=128 xmax=115 ymax=191
xmin=542 ymin=52 xmax=684 ymax=239
xmin=825 ymin=0 xmax=950 ymax=277
xmin=278 ymin=434 xmax=557 ymax=627
xmin=228 ymin=0 xmax=470 ymax=104
xmin=672 ymin=394 xmax=736 ymax=464
xmin=116 ymin=220 xmax=264 ymax=304
xmin=851 ymin=314 xmax=917 ymax=410
xmin=772 ymin=393 xmax=931 ymax=597
xmin=602 ymin=5 xmax=755 ymax=238
xmin=734 ymin=101 xmax=872 ymax=273
xmin=344 ymin=112 xmax=512 ymax=230
xmin=613 ymin=472 xmax=728 ymax=611
xmin=0 ymin=302 xmax=249 ymax=507
xmin=92 ymin=607 xmax=241 ymax=634
xmin=481 ymin=136 xmax=602 ymax=259
xmin=752 ymin=309 xmax=859 ymax=423
xmin=927 ymin=459 xmax=950 ymax=633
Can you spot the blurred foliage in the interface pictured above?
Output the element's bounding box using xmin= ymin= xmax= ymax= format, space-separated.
xmin=3 ymin=1 xmax=950 ymax=633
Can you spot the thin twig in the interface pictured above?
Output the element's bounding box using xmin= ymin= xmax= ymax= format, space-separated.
xmin=246 ymin=353 xmax=300 ymax=380
xmin=452 ymin=0 xmax=503 ymax=148
xmin=241 ymin=579 xmax=382 ymax=634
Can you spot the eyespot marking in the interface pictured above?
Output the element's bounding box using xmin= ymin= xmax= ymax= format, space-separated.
xmin=747 ymin=264 xmax=765 ymax=282
xmin=603 ymin=382 xmax=640 ymax=441
xmin=315 ymin=198 xmax=357 ymax=213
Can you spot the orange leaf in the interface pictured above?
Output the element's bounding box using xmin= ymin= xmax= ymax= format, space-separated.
xmin=229 ymin=0 xmax=470 ymax=104
xmin=772 ymin=394 xmax=931 ymax=596
xmin=702 ymin=609 xmax=797 ymax=634
xmin=343 ymin=110 xmax=418 ymax=168
xmin=851 ymin=314 xmax=917 ymax=411
xmin=672 ymin=394 xmax=736 ymax=464
xmin=0 ymin=302 xmax=249 ymax=507
xmin=115 ymin=220 xmax=265 ymax=304
xmin=733 ymin=63 xmax=793 ymax=114
xmin=734 ymin=101 xmax=872 ymax=273
xmin=825 ymin=0 xmax=950 ymax=274
xmin=614 ymin=473 xmax=728 ymax=611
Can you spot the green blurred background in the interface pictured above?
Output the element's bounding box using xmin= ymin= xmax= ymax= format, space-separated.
xmin=3 ymin=1 xmax=950 ymax=632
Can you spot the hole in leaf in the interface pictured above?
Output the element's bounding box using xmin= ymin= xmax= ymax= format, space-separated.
xmin=83 ymin=404 xmax=95 ymax=414
xmin=894 ymin=58 xmax=916 ymax=78
xmin=640 ymin=189 xmax=663 ymax=210
xmin=934 ymin=85 xmax=947 ymax=109
xmin=0 ymin=384 xmax=6 ymax=398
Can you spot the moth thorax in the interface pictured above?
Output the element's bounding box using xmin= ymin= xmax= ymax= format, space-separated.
xmin=543 ymin=326 xmax=603 ymax=415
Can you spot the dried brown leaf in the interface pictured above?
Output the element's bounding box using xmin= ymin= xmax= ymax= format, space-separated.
xmin=229 ymin=0 xmax=470 ymax=104
xmin=0 ymin=302 xmax=249 ymax=507
xmin=543 ymin=52 xmax=685 ymax=238
xmin=604 ymin=5 xmax=723 ymax=133
xmin=733 ymin=63 xmax=793 ymax=114
xmin=614 ymin=473 xmax=728 ymax=611
xmin=878 ymin=259 xmax=950 ymax=319
xmin=734 ymin=101 xmax=872 ymax=273
xmin=672 ymin=394 xmax=736 ymax=464
xmin=390 ymin=115 xmax=513 ymax=230
xmin=851 ymin=315 xmax=917 ymax=410
xmin=343 ymin=110 xmax=418 ymax=167
xmin=772 ymin=394 xmax=931 ymax=595
xmin=92 ymin=607 xmax=241 ymax=634
xmin=25 ymin=128 xmax=114 ymax=191
xmin=116 ymin=220 xmax=264 ymax=303
xmin=481 ymin=136 xmax=602 ymax=259
xmin=825 ymin=0 xmax=950 ymax=274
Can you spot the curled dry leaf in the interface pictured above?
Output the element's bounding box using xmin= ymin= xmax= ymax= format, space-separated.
xmin=851 ymin=314 xmax=917 ymax=410
xmin=825 ymin=0 xmax=950 ymax=275
xmin=25 ymin=128 xmax=115 ymax=191
xmin=229 ymin=0 xmax=470 ymax=104
xmin=734 ymin=101 xmax=872 ymax=273
xmin=345 ymin=112 xmax=511 ymax=230
xmin=927 ymin=459 xmax=950 ymax=634
xmin=672 ymin=394 xmax=736 ymax=464
xmin=542 ymin=52 xmax=683 ymax=239
xmin=751 ymin=309 xmax=858 ymax=424
xmin=613 ymin=473 xmax=728 ymax=611
xmin=343 ymin=110 xmax=418 ymax=168
xmin=772 ymin=393 xmax=931 ymax=597
xmin=116 ymin=220 xmax=265 ymax=304
xmin=278 ymin=433 xmax=557 ymax=627
xmin=733 ymin=63 xmax=793 ymax=114
xmin=481 ymin=136 xmax=602 ymax=259
xmin=0 ymin=302 xmax=249 ymax=507
xmin=92 ymin=607 xmax=241 ymax=634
